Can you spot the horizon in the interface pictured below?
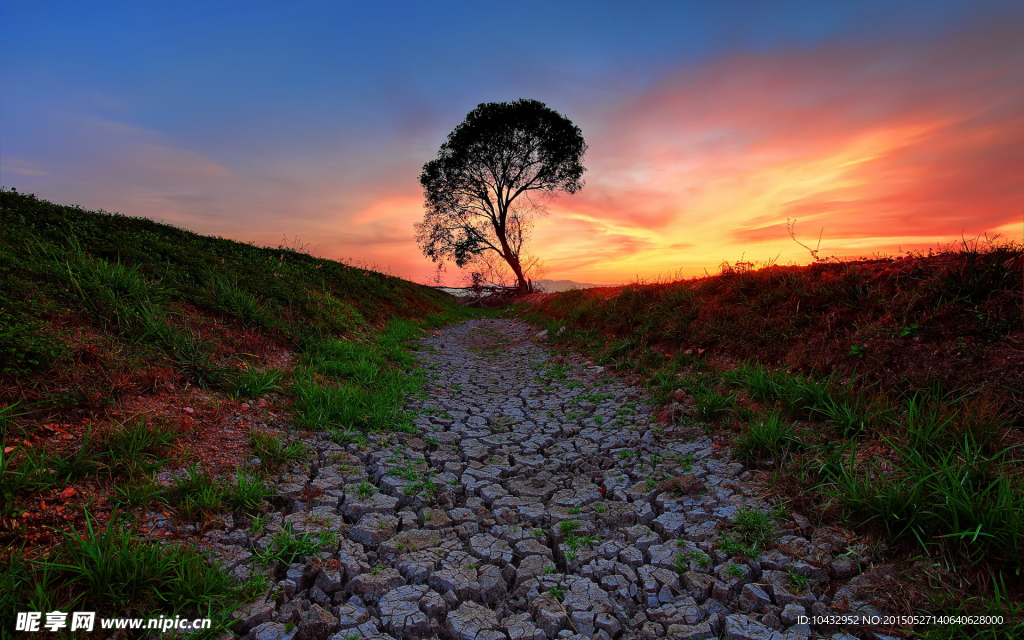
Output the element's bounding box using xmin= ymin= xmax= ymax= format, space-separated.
xmin=2 ymin=1 xmax=1022 ymax=286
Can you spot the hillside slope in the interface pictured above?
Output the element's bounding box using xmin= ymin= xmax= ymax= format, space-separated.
xmin=517 ymin=245 xmax=1024 ymax=631
xmin=0 ymin=189 xmax=468 ymax=634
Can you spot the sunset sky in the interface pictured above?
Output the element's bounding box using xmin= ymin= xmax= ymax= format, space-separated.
xmin=2 ymin=1 xmax=1021 ymax=285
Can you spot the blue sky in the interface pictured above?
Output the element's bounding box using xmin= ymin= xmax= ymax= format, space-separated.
xmin=3 ymin=1 xmax=1021 ymax=283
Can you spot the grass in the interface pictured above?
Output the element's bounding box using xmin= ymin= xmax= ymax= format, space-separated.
xmin=292 ymin=320 xmax=424 ymax=434
xmin=733 ymin=410 xmax=803 ymax=462
xmin=2 ymin=510 xmax=242 ymax=635
xmin=248 ymin=429 xmax=307 ymax=470
xmin=694 ymin=389 xmax=733 ymax=422
xmin=96 ymin=417 xmax=181 ymax=476
xmin=230 ymin=367 xmax=285 ymax=399
xmin=824 ymin=400 xmax=1024 ymax=569
xmin=224 ymin=471 xmax=272 ymax=513
xmin=255 ymin=523 xmax=338 ymax=567
xmin=163 ymin=464 xmax=227 ymax=520
xmin=114 ymin=475 xmax=163 ymax=508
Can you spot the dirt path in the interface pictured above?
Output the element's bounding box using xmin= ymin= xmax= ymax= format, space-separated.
xmin=218 ymin=319 xmax=891 ymax=640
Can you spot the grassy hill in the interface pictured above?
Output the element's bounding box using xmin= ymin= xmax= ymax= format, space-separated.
xmin=0 ymin=189 xmax=472 ymax=635
xmin=517 ymin=243 xmax=1024 ymax=629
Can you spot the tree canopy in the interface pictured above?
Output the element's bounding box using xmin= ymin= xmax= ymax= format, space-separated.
xmin=416 ymin=99 xmax=587 ymax=293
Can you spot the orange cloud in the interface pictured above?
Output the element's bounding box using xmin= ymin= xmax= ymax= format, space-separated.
xmin=523 ymin=20 xmax=1023 ymax=283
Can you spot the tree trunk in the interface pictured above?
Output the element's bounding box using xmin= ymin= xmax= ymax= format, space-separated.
xmin=506 ymin=252 xmax=530 ymax=294
xmin=494 ymin=220 xmax=530 ymax=294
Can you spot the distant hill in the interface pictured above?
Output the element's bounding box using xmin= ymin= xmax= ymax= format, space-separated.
xmin=534 ymin=279 xmax=613 ymax=292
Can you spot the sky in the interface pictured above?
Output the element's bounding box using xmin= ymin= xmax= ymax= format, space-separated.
xmin=2 ymin=1 xmax=1022 ymax=285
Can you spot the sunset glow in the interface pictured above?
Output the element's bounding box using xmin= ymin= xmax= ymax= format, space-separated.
xmin=2 ymin=2 xmax=1020 ymax=285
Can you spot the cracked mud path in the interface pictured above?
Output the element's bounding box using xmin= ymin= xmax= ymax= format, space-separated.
xmin=214 ymin=319 xmax=890 ymax=640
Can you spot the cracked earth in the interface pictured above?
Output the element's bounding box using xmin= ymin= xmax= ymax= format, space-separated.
xmin=183 ymin=319 xmax=896 ymax=640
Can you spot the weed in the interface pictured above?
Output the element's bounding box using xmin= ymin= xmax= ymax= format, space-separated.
xmin=249 ymin=515 xmax=268 ymax=536
xmin=113 ymin=474 xmax=163 ymax=508
xmin=164 ymin=464 xmax=226 ymax=520
xmin=205 ymin=275 xmax=268 ymax=328
xmin=695 ymin=390 xmax=733 ymax=422
xmin=97 ymin=417 xmax=179 ymax=476
xmin=786 ymin=567 xmax=811 ymax=592
xmin=733 ymin=507 xmax=776 ymax=549
xmin=716 ymin=531 xmax=757 ymax=558
xmin=357 ymin=481 xmax=374 ymax=499
xmin=225 ymin=471 xmax=272 ymax=513
xmin=733 ymin=411 xmax=803 ymax=462
xmin=230 ymin=368 xmax=284 ymax=399
xmin=559 ymin=519 xmax=579 ymax=534
xmin=249 ymin=430 xmax=307 ymax=469
xmin=41 ymin=509 xmax=237 ymax=615
xmin=256 ymin=523 xmax=337 ymax=567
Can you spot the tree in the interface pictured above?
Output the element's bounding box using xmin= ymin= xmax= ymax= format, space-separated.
xmin=416 ymin=98 xmax=586 ymax=293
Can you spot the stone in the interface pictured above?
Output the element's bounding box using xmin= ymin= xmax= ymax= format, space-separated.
xmin=594 ymin=612 xmax=621 ymax=636
xmin=429 ymin=566 xmax=481 ymax=603
xmin=723 ymin=613 xmax=785 ymax=640
xmin=220 ymin=318 xmax=888 ymax=640
xmin=341 ymin=492 xmax=400 ymax=521
xmin=652 ymin=512 xmax=687 ymax=537
xmin=830 ymin=555 xmax=860 ymax=579
xmin=468 ymin=563 xmax=501 ymax=604
xmin=315 ymin=568 xmax=344 ymax=594
xmin=379 ymin=584 xmax=442 ymax=639
xmin=233 ymin=599 xmax=276 ymax=634
xmin=348 ymin=513 xmax=399 ymax=549
xmin=666 ymin=622 xmax=717 ymax=640
xmin=346 ymin=569 xmax=405 ymax=604
xmin=447 ymin=601 xmax=504 ymax=640
xmin=683 ymin=571 xmax=715 ymax=603
xmin=780 ymin=603 xmax=805 ymax=627
xmin=516 ymin=555 xmax=556 ymax=588
xmin=468 ymin=533 xmax=513 ymax=566
xmin=738 ymin=584 xmax=771 ymax=613
xmin=247 ymin=622 xmax=293 ymax=640
xmin=503 ymin=612 xmax=546 ymax=640
xmin=295 ymin=604 xmax=339 ymax=640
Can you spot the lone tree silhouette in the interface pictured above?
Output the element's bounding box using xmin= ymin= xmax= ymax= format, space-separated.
xmin=416 ymin=99 xmax=587 ymax=294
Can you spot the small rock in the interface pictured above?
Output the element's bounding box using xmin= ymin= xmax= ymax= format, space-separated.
xmin=294 ymin=604 xmax=338 ymax=640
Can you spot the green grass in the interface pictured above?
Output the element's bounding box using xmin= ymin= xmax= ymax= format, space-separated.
xmin=230 ymin=367 xmax=285 ymax=399
xmin=224 ymin=471 xmax=272 ymax=513
xmin=292 ymin=319 xmax=425 ymax=433
xmin=113 ymin=474 xmax=163 ymax=508
xmin=248 ymin=429 xmax=307 ymax=470
xmin=2 ymin=510 xmax=244 ymax=636
xmin=694 ymin=389 xmax=733 ymax=422
xmin=204 ymin=274 xmax=269 ymax=329
xmin=97 ymin=417 xmax=180 ymax=476
xmin=733 ymin=507 xmax=777 ymax=549
xmin=733 ymin=410 xmax=803 ymax=462
xmin=824 ymin=413 xmax=1024 ymax=569
xmin=163 ymin=464 xmax=227 ymax=520
xmin=255 ymin=523 xmax=338 ymax=567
